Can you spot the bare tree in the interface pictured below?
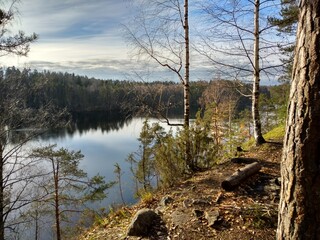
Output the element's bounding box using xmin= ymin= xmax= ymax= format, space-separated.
xmin=277 ymin=1 xmax=320 ymax=238
xmin=0 ymin=67 xmax=69 ymax=240
xmin=125 ymin=0 xmax=195 ymax=170
xmin=198 ymin=0 xmax=285 ymax=145
xmin=0 ymin=3 xmax=62 ymax=237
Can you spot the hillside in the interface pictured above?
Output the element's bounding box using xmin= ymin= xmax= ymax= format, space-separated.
xmin=78 ymin=135 xmax=283 ymax=240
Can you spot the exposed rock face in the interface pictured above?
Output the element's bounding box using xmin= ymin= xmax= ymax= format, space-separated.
xmin=127 ymin=208 xmax=161 ymax=236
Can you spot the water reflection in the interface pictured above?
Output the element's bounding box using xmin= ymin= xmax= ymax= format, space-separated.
xmin=71 ymin=111 xmax=131 ymax=134
xmin=6 ymin=113 xmax=185 ymax=239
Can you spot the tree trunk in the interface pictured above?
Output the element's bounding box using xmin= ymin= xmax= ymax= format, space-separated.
xmin=252 ymin=0 xmax=266 ymax=145
xmin=53 ymin=162 xmax=61 ymax=240
xmin=277 ymin=1 xmax=320 ymax=239
xmin=0 ymin=144 xmax=4 ymax=240
xmin=184 ymin=0 xmax=190 ymax=129
xmin=184 ymin=0 xmax=193 ymax=170
xmin=221 ymin=162 xmax=261 ymax=191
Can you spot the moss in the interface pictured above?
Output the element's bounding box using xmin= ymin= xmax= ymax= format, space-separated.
xmin=241 ymin=124 xmax=285 ymax=150
xmin=263 ymin=124 xmax=285 ymax=141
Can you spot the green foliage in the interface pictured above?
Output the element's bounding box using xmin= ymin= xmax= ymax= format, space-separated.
xmin=153 ymin=129 xmax=186 ymax=187
xmin=0 ymin=67 xmax=208 ymax=117
xmin=31 ymin=144 xmax=114 ymax=238
xmin=189 ymin=109 xmax=220 ymax=167
xmin=259 ymin=83 xmax=290 ymax=132
xmin=139 ymin=191 xmax=155 ymax=205
xmin=269 ymin=0 xmax=299 ymax=34
xmin=127 ymin=120 xmax=164 ymax=192
xmin=0 ymin=7 xmax=38 ymax=57
xmin=269 ymin=0 xmax=299 ymax=81
xmin=129 ymin=113 xmax=224 ymax=189
xmin=263 ymin=124 xmax=285 ymax=141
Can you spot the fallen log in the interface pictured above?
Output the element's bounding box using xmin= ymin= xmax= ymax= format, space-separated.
xmin=230 ymin=157 xmax=258 ymax=164
xmin=221 ymin=162 xmax=261 ymax=191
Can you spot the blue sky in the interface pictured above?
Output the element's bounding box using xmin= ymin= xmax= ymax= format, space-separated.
xmin=3 ymin=0 xmax=140 ymax=80
xmin=1 ymin=0 xmax=216 ymax=82
xmin=1 ymin=0 xmax=284 ymax=84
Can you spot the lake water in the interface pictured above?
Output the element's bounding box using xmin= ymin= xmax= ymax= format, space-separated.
xmin=31 ymin=116 xmax=184 ymax=209
xmin=5 ymin=115 xmax=187 ymax=239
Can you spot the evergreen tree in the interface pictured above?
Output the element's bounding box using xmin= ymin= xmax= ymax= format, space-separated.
xmin=31 ymin=145 xmax=113 ymax=240
xmin=269 ymin=0 xmax=299 ymax=81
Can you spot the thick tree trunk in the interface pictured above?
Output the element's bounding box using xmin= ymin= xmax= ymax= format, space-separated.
xmin=277 ymin=1 xmax=320 ymax=239
xmin=252 ymin=0 xmax=266 ymax=146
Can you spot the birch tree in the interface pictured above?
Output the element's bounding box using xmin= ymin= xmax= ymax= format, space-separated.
xmin=125 ymin=0 xmax=195 ymax=170
xmin=0 ymin=1 xmax=38 ymax=233
xmin=198 ymin=0 xmax=285 ymax=145
xmin=277 ymin=0 xmax=320 ymax=238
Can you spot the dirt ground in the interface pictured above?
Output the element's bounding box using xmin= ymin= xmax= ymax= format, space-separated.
xmin=79 ymin=140 xmax=282 ymax=240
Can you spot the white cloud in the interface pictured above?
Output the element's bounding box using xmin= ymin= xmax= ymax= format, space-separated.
xmin=1 ymin=0 xmax=136 ymax=79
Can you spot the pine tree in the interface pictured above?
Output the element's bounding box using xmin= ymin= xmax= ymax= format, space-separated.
xmin=269 ymin=0 xmax=299 ymax=81
xmin=31 ymin=145 xmax=113 ymax=240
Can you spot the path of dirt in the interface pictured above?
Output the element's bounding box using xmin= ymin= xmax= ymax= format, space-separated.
xmin=79 ymin=140 xmax=282 ymax=240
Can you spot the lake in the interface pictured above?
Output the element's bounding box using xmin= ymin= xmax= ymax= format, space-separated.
xmin=31 ymin=115 xmax=184 ymax=209
xmin=5 ymin=114 xmax=186 ymax=239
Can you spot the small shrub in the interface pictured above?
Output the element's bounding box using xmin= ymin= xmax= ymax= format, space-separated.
xmin=139 ymin=190 xmax=156 ymax=205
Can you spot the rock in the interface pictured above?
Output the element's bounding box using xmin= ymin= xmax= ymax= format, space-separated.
xmin=193 ymin=209 xmax=204 ymax=218
xmin=205 ymin=209 xmax=220 ymax=227
xmin=127 ymin=208 xmax=161 ymax=236
xmin=160 ymin=196 xmax=173 ymax=206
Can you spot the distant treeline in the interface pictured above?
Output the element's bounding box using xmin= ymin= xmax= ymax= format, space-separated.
xmin=1 ymin=67 xmax=288 ymax=119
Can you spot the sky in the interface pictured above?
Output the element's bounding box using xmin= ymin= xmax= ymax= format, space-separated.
xmin=2 ymin=0 xmax=145 ymax=80
xmin=1 ymin=0 xmax=283 ymax=84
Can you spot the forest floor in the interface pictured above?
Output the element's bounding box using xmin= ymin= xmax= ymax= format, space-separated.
xmin=78 ymin=135 xmax=283 ymax=240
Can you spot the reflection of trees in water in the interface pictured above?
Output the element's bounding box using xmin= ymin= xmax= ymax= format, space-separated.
xmin=71 ymin=111 xmax=131 ymax=134
xmin=37 ymin=111 xmax=132 ymax=141
xmin=6 ymin=111 xmax=132 ymax=143
xmin=8 ymin=110 xmax=191 ymax=143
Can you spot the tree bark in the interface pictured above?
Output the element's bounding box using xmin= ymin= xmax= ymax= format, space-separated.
xmin=221 ymin=162 xmax=261 ymax=191
xmin=184 ymin=0 xmax=193 ymax=171
xmin=277 ymin=1 xmax=320 ymax=239
xmin=184 ymin=0 xmax=190 ymax=130
xmin=53 ymin=161 xmax=61 ymax=240
xmin=252 ymin=0 xmax=266 ymax=146
xmin=0 ymin=144 xmax=4 ymax=240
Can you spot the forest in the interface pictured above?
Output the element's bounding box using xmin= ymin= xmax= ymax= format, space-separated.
xmin=1 ymin=0 xmax=320 ymax=239
xmin=1 ymin=66 xmax=287 ymax=122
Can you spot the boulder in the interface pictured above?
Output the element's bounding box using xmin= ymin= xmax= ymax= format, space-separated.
xmin=127 ymin=208 xmax=161 ymax=236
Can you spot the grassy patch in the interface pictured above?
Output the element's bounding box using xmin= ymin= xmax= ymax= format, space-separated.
xmin=241 ymin=124 xmax=285 ymax=150
xmin=263 ymin=124 xmax=285 ymax=141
